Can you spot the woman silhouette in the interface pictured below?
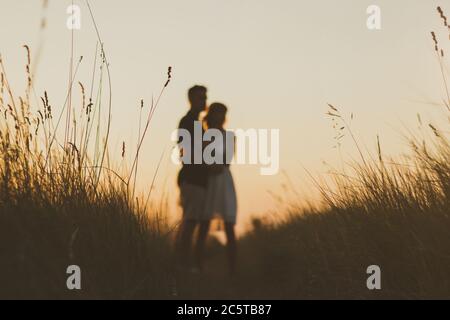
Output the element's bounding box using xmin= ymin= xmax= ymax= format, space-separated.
xmin=198 ymin=103 xmax=238 ymax=275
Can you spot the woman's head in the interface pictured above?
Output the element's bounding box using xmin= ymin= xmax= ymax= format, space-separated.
xmin=205 ymin=103 xmax=228 ymax=129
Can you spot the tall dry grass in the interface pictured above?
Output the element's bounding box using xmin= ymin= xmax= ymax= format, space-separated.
xmin=0 ymin=2 xmax=173 ymax=299
xmin=0 ymin=47 xmax=175 ymax=299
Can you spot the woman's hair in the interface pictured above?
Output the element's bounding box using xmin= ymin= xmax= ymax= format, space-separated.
xmin=205 ymin=103 xmax=228 ymax=129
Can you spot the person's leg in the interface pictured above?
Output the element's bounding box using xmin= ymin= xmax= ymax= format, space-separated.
xmin=176 ymin=182 xmax=203 ymax=269
xmin=194 ymin=220 xmax=211 ymax=272
xmin=224 ymin=223 xmax=237 ymax=275
xmin=176 ymin=220 xmax=197 ymax=268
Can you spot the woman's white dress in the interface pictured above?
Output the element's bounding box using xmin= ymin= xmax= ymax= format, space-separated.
xmin=204 ymin=167 xmax=237 ymax=224
xmin=203 ymin=130 xmax=237 ymax=225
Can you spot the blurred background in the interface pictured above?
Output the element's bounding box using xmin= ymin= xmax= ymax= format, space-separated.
xmin=0 ymin=0 xmax=447 ymax=232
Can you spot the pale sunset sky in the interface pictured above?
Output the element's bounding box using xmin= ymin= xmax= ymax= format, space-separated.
xmin=1 ymin=0 xmax=449 ymax=231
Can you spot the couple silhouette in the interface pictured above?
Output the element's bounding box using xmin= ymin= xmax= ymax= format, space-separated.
xmin=175 ymin=85 xmax=237 ymax=275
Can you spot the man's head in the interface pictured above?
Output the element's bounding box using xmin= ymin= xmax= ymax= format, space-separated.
xmin=188 ymin=85 xmax=207 ymax=113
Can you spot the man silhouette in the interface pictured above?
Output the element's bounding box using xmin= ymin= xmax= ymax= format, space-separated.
xmin=176 ymin=85 xmax=210 ymax=271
